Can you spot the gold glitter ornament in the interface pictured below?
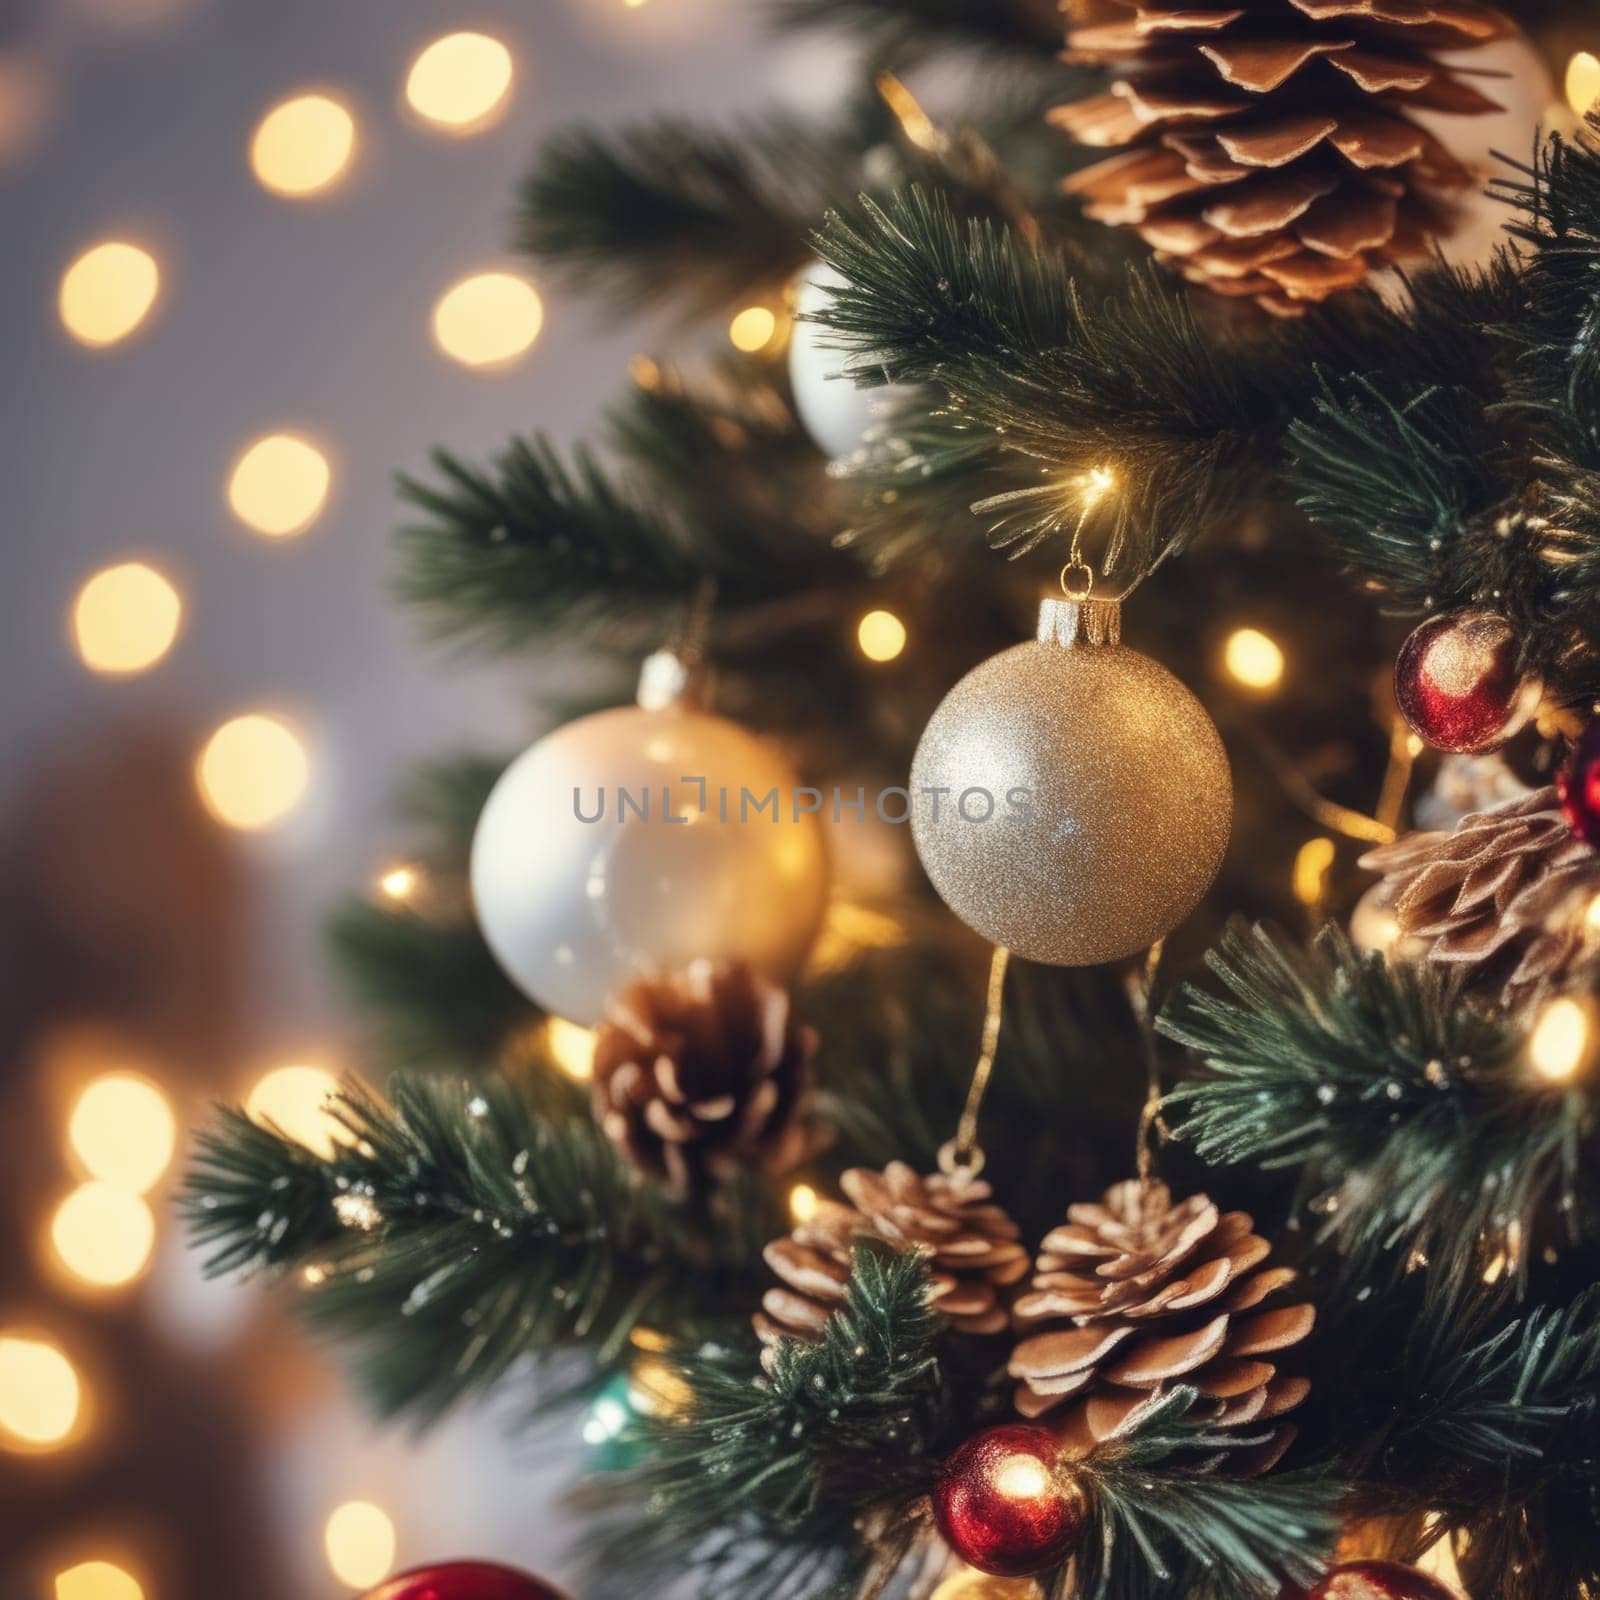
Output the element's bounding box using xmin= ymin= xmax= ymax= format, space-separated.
xmin=930 ymin=1568 xmax=1044 ymax=1599
xmin=910 ymin=597 xmax=1231 ymax=965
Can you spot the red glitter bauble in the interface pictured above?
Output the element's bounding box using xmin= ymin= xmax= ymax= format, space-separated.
xmin=1299 ymin=1559 xmax=1459 ymax=1600
xmin=362 ymin=1563 xmax=570 ymax=1600
xmin=931 ymin=1423 xmax=1090 ymax=1578
xmin=1558 ymin=722 xmax=1600 ymax=845
xmin=1393 ymin=608 xmax=1540 ymax=754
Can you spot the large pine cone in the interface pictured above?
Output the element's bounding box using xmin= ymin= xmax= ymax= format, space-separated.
xmin=754 ymin=1162 xmax=1030 ymax=1356
xmin=591 ymin=960 xmax=821 ymax=1195
xmin=1053 ymin=0 xmax=1513 ymax=315
xmin=1009 ymin=1179 xmax=1313 ymax=1475
xmin=1361 ymin=786 xmax=1600 ymax=1009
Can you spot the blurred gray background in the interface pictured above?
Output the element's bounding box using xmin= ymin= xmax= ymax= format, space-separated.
xmin=0 ymin=2 xmax=852 ymax=1595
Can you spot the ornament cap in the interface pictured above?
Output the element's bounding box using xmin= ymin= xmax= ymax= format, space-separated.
xmin=1037 ymin=596 xmax=1121 ymax=649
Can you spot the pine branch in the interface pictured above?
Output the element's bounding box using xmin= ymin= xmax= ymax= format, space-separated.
xmin=325 ymin=900 xmax=531 ymax=1075
xmin=184 ymin=1075 xmax=773 ymax=1422
xmin=1159 ymin=923 xmax=1600 ymax=1306
xmin=1288 ymin=379 xmax=1504 ymax=602
xmin=1064 ymin=1387 xmax=1339 ymax=1600
xmin=517 ymin=115 xmax=860 ymax=317
xmin=395 ymin=432 xmax=834 ymax=651
xmin=813 ymin=188 xmax=1305 ymax=576
xmin=775 ymin=0 xmax=1063 ymax=60
xmin=583 ymin=1247 xmax=948 ymax=1600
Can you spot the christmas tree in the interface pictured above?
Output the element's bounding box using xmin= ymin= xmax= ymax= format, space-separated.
xmin=185 ymin=3 xmax=1600 ymax=1597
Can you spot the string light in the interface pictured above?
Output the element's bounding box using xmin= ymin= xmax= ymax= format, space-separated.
xmin=377 ymin=864 xmax=420 ymax=903
xmin=1292 ymin=837 xmax=1336 ymax=908
xmin=1223 ymin=627 xmax=1285 ymax=692
xmin=49 ymin=1184 xmax=157 ymax=1289
xmin=1567 ymin=52 xmax=1600 ymax=117
xmin=70 ymin=562 xmax=182 ymax=676
xmin=54 ymin=1561 xmax=145 ymax=1600
xmin=196 ymin=712 xmax=309 ymax=831
xmin=405 ymin=33 xmax=514 ymax=133
xmin=629 ymin=1353 xmax=692 ymax=1417
xmin=58 ymin=241 xmax=160 ymax=348
xmin=0 ymin=1333 xmax=83 ymax=1452
xmin=546 ymin=1017 xmax=596 ymax=1081
xmin=67 ymin=1072 xmax=176 ymax=1194
xmin=1528 ymin=996 xmax=1592 ymax=1083
xmin=246 ymin=1063 xmax=344 ymax=1157
xmin=728 ymin=305 xmax=778 ymax=353
xmin=788 ymin=1183 xmax=819 ymax=1224
xmin=857 ymin=609 xmax=907 ymax=663
xmin=324 ymin=1501 xmax=397 ymax=1590
xmin=250 ymin=92 xmax=356 ymax=197
xmin=227 ymin=432 xmax=331 ymax=538
xmin=432 ymin=271 xmax=543 ymax=368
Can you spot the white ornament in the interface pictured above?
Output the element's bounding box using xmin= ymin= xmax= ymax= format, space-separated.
xmin=787 ymin=260 xmax=908 ymax=460
xmin=1412 ymin=34 xmax=1568 ymax=275
xmin=470 ymin=655 xmax=829 ymax=1025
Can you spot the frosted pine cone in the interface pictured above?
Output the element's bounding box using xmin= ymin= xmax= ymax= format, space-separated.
xmin=591 ymin=960 xmax=821 ymax=1195
xmin=1009 ymin=1179 xmax=1313 ymax=1476
xmin=754 ymin=1162 xmax=1029 ymax=1359
xmin=1360 ymin=786 xmax=1600 ymax=1008
xmin=1053 ymin=0 xmax=1513 ymax=315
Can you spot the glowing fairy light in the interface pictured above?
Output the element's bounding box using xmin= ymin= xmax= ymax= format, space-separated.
xmin=1292 ymin=837 xmax=1336 ymax=907
xmin=432 ymin=271 xmax=543 ymax=369
xmin=250 ymin=93 xmax=356 ymax=197
xmin=59 ymin=241 xmax=160 ymax=348
xmin=1567 ymin=52 xmax=1600 ymax=117
xmin=71 ymin=562 xmax=182 ymax=676
xmin=0 ymin=1333 xmax=83 ymax=1452
xmin=546 ymin=1017 xmax=596 ymax=1081
xmin=1529 ymin=996 xmax=1592 ymax=1083
xmin=377 ymin=864 xmax=420 ymax=903
xmin=49 ymin=1184 xmax=157 ymax=1289
xmin=324 ymin=1501 xmax=397 ymax=1589
xmin=728 ymin=305 xmax=778 ymax=353
xmin=247 ymin=1063 xmax=344 ymax=1156
xmin=197 ymin=713 xmax=310 ymax=831
xmin=54 ymin=1562 xmax=144 ymax=1600
xmin=788 ymin=1183 xmax=819 ymax=1224
xmin=404 ymin=32 xmax=514 ymax=133
xmin=227 ymin=433 xmax=331 ymax=538
xmin=856 ymin=609 xmax=907 ymax=663
xmin=1223 ymin=627 xmax=1285 ymax=692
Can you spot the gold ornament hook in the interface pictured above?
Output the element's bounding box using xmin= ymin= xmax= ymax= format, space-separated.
xmin=1058 ymin=561 xmax=1095 ymax=602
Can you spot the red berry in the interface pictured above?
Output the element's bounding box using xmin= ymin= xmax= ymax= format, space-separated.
xmin=931 ymin=1424 xmax=1090 ymax=1579
xmin=1559 ymin=722 xmax=1600 ymax=845
xmin=1304 ymin=1559 xmax=1459 ymax=1600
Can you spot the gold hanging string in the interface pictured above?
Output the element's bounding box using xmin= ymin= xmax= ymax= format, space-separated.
xmin=1124 ymin=938 xmax=1167 ymax=1184
xmin=939 ymin=944 xmax=1011 ymax=1179
xmin=1375 ymin=713 xmax=1420 ymax=836
xmin=874 ymin=73 xmax=1042 ymax=247
xmin=1243 ymin=726 xmax=1396 ymax=846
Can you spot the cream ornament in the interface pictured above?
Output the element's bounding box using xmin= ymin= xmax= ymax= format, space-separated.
xmin=910 ymin=597 xmax=1231 ymax=965
xmin=787 ymin=260 xmax=909 ymax=460
xmin=470 ymin=653 xmax=829 ymax=1025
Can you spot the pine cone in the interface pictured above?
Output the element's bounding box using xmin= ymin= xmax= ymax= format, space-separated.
xmin=1360 ymin=786 xmax=1600 ymax=1008
xmin=754 ymin=1162 xmax=1030 ymax=1356
xmin=1052 ymin=0 xmax=1513 ymax=315
xmin=591 ymin=960 xmax=821 ymax=1195
xmin=1009 ymin=1179 xmax=1313 ymax=1476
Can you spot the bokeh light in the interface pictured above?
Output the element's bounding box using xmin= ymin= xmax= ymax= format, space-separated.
xmin=1529 ymin=996 xmax=1591 ymax=1084
xmin=0 ymin=1333 xmax=83 ymax=1451
xmin=246 ymin=1063 xmax=343 ymax=1157
xmin=54 ymin=1562 xmax=145 ymax=1600
xmin=404 ymin=32 xmax=514 ymax=132
xmin=71 ymin=562 xmax=182 ymax=676
xmin=1567 ymin=52 xmax=1600 ymax=117
xmin=432 ymin=271 xmax=543 ymax=368
xmin=324 ymin=1500 xmax=397 ymax=1589
xmin=250 ymin=93 xmax=357 ymax=197
xmin=788 ymin=1183 xmax=819 ymax=1224
xmin=1292 ymin=837 xmax=1336 ymax=908
xmin=857 ymin=609 xmax=907 ymax=663
xmin=728 ymin=305 xmax=778 ymax=353
xmin=67 ymin=1072 xmax=176 ymax=1194
xmin=227 ymin=433 xmax=331 ymax=538
xmin=58 ymin=242 xmax=160 ymax=348
xmin=547 ymin=1017 xmax=596 ymax=1081
xmin=49 ymin=1184 xmax=157 ymax=1289
xmin=1223 ymin=626 xmax=1285 ymax=692
xmin=378 ymin=864 xmax=420 ymax=902
xmin=196 ymin=713 xmax=310 ymax=831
